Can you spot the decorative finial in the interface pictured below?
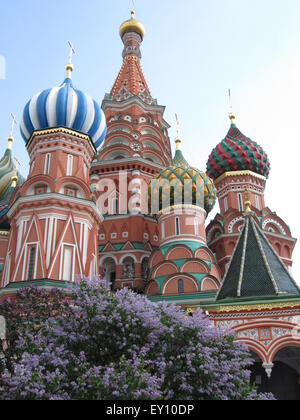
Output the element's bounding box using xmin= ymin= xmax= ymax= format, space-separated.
xmin=11 ymin=157 xmax=20 ymax=189
xmin=175 ymin=113 xmax=181 ymax=150
xmin=244 ymin=187 xmax=251 ymax=213
xmin=228 ymin=89 xmax=236 ymax=125
xmin=7 ymin=113 xmax=17 ymax=150
xmin=65 ymin=41 xmax=75 ymax=79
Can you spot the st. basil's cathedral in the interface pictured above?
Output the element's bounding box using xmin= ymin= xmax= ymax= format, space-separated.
xmin=0 ymin=11 xmax=300 ymax=400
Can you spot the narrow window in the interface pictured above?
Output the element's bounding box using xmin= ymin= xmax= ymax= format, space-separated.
xmin=175 ymin=217 xmax=180 ymax=236
xmin=27 ymin=246 xmax=36 ymax=281
xmin=178 ymin=279 xmax=184 ymax=294
xmin=44 ymin=153 xmax=51 ymax=175
xmin=224 ymin=197 xmax=228 ymax=212
xmin=111 ymin=197 xmax=118 ymax=215
xmin=255 ymin=195 xmax=261 ymax=211
xmin=67 ymin=155 xmax=73 ymax=176
xmin=238 ymin=193 xmax=244 ymax=212
xmin=161 ymin=222 xmax=165 ymax=240
xmin=194 ymin=218 xmax=199 ymax=236
xmin=62 ymin=246 xmax=73 ymax=281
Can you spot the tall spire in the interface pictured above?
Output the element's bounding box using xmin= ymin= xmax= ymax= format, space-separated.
xmin=65 ymin=41 xmax=75 ymax=79
xmin=110 ymin=11 xmax=153 ymax=104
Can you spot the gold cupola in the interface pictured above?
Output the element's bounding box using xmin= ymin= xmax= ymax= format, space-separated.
xmin=120 ymin=10 xmax=146 ymax=40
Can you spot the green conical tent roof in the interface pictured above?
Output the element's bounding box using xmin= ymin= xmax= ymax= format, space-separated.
xmin=217 ymin=214 xmax=300 ymax=301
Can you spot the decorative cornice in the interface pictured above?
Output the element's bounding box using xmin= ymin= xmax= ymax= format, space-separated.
xmin=205 ymin=300 xmax=300 ymax=313
xmin=7 ymin=193 xmax=104 ymax=222
xmin=0 ymin=230 xmax=9 ymax=236
xmin=26 ymin=127 xmax=96 ymax=152
xmin=214 ymin=170 xmax=266 ymax=186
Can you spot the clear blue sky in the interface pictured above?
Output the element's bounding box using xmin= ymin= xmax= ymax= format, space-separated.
xmin=1 ymin=0 xmax=300 ymax=280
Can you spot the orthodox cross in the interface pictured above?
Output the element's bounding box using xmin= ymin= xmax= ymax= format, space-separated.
xmin=67 ymin=41 xmax=75 ymax=66
xmin=175 ymin=113 xmax=182 ymax=150
xmin=175 ymin=113 xmax=180 ymax=138
xmin=131 ymin=0 xmax=136 ymax=18
xmin=14 ymin=157 xmax=21 ymax=172
xmin=10 ymin=113 xmax=17 ymax=137
xmin=228 ymin=89 xmax=236 ymax=123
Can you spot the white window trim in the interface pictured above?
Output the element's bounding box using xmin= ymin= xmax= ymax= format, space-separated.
xmin=44 ymin=153 xmax=51 ymax=176
xmin=67 ymin=155 xmax=73 ymax=177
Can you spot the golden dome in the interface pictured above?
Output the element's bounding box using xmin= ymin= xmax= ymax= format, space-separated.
xmin=120 ymin=10 xmax=146 ymax=40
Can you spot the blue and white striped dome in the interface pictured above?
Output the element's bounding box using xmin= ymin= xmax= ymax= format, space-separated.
xmin=20 ymin=77 xmax=107 ymax=151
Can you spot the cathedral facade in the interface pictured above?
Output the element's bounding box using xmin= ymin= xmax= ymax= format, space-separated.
xmin=0 ymin=12 xmax=300 ymax=399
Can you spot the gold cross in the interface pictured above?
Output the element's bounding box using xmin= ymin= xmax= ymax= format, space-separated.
xmin=10 ymin=113 xmax=17 ymax=137
xmin=175 ymin=113 xmax=182 ymax=150
xmin=228 ymin=89 xmax=233 ymax=113
xmin=228 ymin=89 xmax=236 ymax=123
xmin=68 ymin=41 xmax=75 ymax=66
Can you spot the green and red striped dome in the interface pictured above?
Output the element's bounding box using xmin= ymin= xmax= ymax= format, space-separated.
xmin=207 ymin=123 xmax=270 ymax=181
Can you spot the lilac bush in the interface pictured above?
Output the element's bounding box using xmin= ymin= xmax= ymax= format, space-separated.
xmin=0 ymin=279 xmax=274 ymax=400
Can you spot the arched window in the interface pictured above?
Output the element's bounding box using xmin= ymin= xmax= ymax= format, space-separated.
xmin=142 ymin=258 xmax=149 ymax=281
xmin=175 ymin=217 xmax=180 ymax=236
xmin=27 ymin=246 xmax=36 ymax=281
xmin=178 ymin=279 xmax=184 ymax=294
xmin=103 ymin=258 xmax=117 ymax=290
xmin=122 ymin=257 xmax=135 ymax=279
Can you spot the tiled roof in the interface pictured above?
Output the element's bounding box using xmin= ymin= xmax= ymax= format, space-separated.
xmin=217 ymin=214 xmax=300 ymax=301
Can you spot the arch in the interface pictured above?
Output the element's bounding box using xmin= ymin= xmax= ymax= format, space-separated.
xmin=206 ymin=225 xmax=223 ymax=243
xmin=122 ymin=256 xmax=136 ymax=280
xmin=145 ymin=281 xmax=159 ymax=296
xmin=162 ymin=275 xmax=198 ymax=295
xmin=21 ymin=175 xmax=55 ymax=196
xmin=274 ymin=242 xmax=281 ymax=256
xmin=269 ymin=339 xmax=300 ymax=365
xmin=56 ymin=176 xmax=90 ymax=198
xmin=181 ymin=259 xmax=210 ymax=274
xmin=283 ymin=245 xmax=291 ymax=259
xmin=165 ymin=245 xmax=193 ymax=261
xmin=201 ymin=277 xmax=219 ymax=292
xmin=141 ymin=256 xmax=150 ymax=281
xmin=140 ymin=128 xmax=161 ymax=139
xmin=210 ymin=263 xmax=222 ymax=280
xmin=120 ymin=254 xmax=138 ymax=264
xmin=99 ymin=254 xmax=118 ymax=266
xmin=142 ymin=153 xmax=163 ymax=165
xmin=107 ymin=138 xmax=130 ymax=147
xmin=102 ymin=257 xmax=117 ymax=289
xmin=153 ymin=261 xmax=178 ymax=278
xmin=235 ymin=338 xmax=268 ymax=364
xmin=103 ymin=150 xmax=131 ymax=161
xmin=149 ymin=250 xmax=164 ymax=269
xmin=195 ymin=247 xmax=214 ymax=263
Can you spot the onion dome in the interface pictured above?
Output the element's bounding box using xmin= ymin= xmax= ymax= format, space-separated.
xmin=0 ymin=137 xmax=24 ymax=229
xmin=152 ymin=136 xmax=216 ymax=215
xmin=207 ymin=114 xmax=270 ymax=181
xmin=20 ymin=63 xmax=107 ymax=151
xmin=120 ymin=10 xmax=145 ymax=40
